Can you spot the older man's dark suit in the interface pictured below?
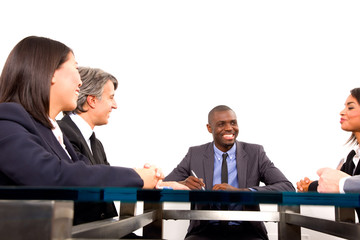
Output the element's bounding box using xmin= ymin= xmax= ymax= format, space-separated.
xmin=165 ymin=141 xmax=295 ymax=240
xmin=58 ymin=114 xmax=118 ymax=225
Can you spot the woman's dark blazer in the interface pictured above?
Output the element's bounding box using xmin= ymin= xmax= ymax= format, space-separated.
xmin=0 ymin=102 xmax=143 ymax=187
xmin=308 ymin=150 xmax=360 ymax=219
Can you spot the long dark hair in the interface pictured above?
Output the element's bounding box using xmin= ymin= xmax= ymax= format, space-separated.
xmin=346 ymin=88 xmax=360 ymax=145
xmin=0 ymin=36 xmax=72 ymax=128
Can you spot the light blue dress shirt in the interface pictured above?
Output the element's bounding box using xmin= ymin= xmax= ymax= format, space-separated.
xmin=212 ymin=143 xmax=239 ymax=188
xmin=211 ymin=143 xmax=241 ymax=225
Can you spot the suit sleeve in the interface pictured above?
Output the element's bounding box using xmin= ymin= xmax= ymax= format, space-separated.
xmin=308 ymin=180 xmax=318 ymax=192
xmin=250 ymin=146 xmax=295 ymax=192
xmin=343 ymin=175 xmax=360 ymax=193
xmin=0 ymin=119 xmax=143 ymax=188
xmin=164 ymin=148 xmax=192 ymax=181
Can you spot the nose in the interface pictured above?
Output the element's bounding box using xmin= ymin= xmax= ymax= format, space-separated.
xmin=340 ymin=107 xmax=346 ymax=116
xmin=224 ymin=122 xmax=232 ymax=131
xmin=112 ymin=99 xmax=117 ymax=109
xmin=78 ymin=73 xmax=82 ymax=87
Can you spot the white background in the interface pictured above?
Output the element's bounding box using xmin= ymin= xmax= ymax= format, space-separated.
xmin=1 ymin=1 xmax=359 ymax=239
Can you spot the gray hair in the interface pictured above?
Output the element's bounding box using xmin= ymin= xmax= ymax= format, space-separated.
xmin=71 ymin=67 xmax=118 ymax=114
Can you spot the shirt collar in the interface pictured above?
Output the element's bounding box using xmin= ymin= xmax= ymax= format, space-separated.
xmin=354 ymin=145 xmax=360 ymax=157
xmin=69 ymin=113 xmax=93 ymax=140
xmin=213 ymin=142 xmax=237 ymax=161
xmin=351 ymin=145 xmax=360 ymax=167
xmin=49 ymin=117 xmax=63 ymax=144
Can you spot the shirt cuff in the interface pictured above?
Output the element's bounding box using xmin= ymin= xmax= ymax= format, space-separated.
xmin=339 ymin=176 xmax=351 ymax=193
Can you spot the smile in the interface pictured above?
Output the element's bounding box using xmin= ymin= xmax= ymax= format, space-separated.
xmin=223 ymin=134 xmax=235 ymax=140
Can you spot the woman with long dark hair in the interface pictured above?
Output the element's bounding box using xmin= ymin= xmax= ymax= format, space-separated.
xmin=0 ymin=36 xmax=162 ymax=188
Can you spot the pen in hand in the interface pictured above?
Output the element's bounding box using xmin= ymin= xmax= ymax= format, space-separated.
xmin=191 ymin=170 xmax=205 ymax=190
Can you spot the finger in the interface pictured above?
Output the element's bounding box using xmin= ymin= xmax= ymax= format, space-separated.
xmin=191 ymin=184 xmax=203 ymax=190
xmin=187 ymin=176 xmax=198 ymax=182
xmin=187 ymin=177 xmax=205 ymax=189
xmin=299 ymin=180 xmax=305 ymax=188
xmin=185 ymin=179 xmax=202 ymax=190
xmin=199 ymin=178 xmax=205 ymax=187
xmin=156 ymin=180 xmax=163 ymax=188
xmin=212 ymin=185 xmax=220 ymax=190
xmin=317 ymin=168 xmax=327 ymax=177
xmin=188 ymin=177 xmax=203 ymax=186
xmin=155 ymin=168 xmax=164 ymax=179
xmin=212 ymin=184 xmax=225 ymax=190
xmin=296 ymin=182 xmax=303 ymax=191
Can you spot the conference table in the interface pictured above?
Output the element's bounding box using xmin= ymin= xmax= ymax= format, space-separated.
xmin=0 ymin=187 xmax=359 ymax=240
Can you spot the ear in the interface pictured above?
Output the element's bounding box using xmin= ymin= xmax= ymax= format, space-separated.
xmin=86 ymin=95 xmax=96 ymax=109
xmin=206 ymin=124 xmax=212 ymax=133
xmin=51 ymin=72 xmax=57 ymax=85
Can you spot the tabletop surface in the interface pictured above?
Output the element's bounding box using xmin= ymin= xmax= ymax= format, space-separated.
xmin=0 ymin=187 xmax=359 ymax=207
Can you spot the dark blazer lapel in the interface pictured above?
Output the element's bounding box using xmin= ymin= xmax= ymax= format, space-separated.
xmin=35 ymin=121 xmax=72 ymax=161
xmin=342 ymin=150 xmax=356 ymax=175
xmin=354 ymin=164 xmax=360 ymax=176
xmin=203 ymin=143 xmax=215 ymax=190
xmin=61 ymin=115 xmax=97 ymax=165
xmin=350 ymin=151 xmax=360 ymax=176
xmin=63 ymin=136 xmax=91 ymax=164
xmin=236 ymin=141 xmax=248 ymax=188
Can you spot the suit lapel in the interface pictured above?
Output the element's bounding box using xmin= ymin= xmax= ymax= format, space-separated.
xmin=236 ymin=141 xmax=248 ymax=188
xmin=62 ymin=115 xmax=97 ymax=165
xmin=63 ymin=136 xmax=91 ymax=164
xmin=203 ymin=143 xmax=215 ymax=190
xmin=349 ymin=150 xmax=360 ymax=176
xmin=354 ymin=164 xmax=360 ymax=176
xmin=343 ymin=150 xmax=356 ymax=175
xmin=36 ymin=121 xmax=72 ymax=161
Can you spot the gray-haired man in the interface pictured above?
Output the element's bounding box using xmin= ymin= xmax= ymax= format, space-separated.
xmin=58 ymin=67 xmax=118 ymax=225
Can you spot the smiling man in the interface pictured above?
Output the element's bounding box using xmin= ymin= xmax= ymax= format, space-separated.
xmin=58 ymin=67 xmax=119 ymax=225
xmin=165 ymin=105 xmax=294 ymax=240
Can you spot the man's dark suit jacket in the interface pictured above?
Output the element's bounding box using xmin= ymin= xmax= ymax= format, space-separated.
xmin=58 ymin=114 xmax=118 ymax=225
xmin=0 ymin=103 xmax=143 ymax=187
xmin=165 ymin=141 xmax=295 ymax=240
